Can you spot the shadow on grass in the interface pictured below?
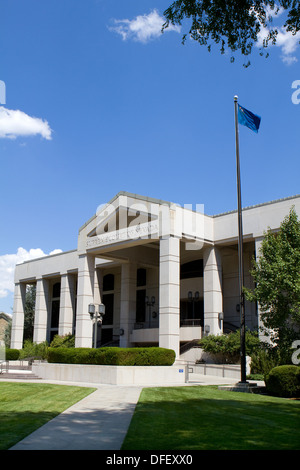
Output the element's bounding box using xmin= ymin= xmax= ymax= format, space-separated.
xmin=2 ymin=402 xmax=138 ymax=450
xmin=121 ymin=387 xmax=300 ymax=450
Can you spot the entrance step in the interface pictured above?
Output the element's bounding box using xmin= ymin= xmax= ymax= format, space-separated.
xmin=0 ymin=371 xmax=42 ymax=380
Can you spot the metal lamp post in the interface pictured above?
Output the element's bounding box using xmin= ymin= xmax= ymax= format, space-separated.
xmin=89 ymin=303 xmax=105 ymax=348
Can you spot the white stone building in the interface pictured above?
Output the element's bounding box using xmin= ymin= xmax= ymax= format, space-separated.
xmin=10 ymin=192 xmax=300 ymax=358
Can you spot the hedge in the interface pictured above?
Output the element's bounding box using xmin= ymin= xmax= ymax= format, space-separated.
xmin=5 ymin=349 xmax=20 ymax=360
xmin=265 ymin=365 xmax=300 ymax=398
xmin=47 ymin=347 xmax=176 ymax=366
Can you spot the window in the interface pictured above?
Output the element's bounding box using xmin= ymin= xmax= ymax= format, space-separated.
xmin=103 ymin=274 xmax=114 ymax=291
xmin=180 ymin=260 xmax=203 ymax=279
xmin=180 ymin=299 xmax=204 ymax=326
xmin=136 ymin=289 xmax=146 ymax=323
xmin=51 ymin=300 xmax=60 ymax=328
xmin=102 ymin=293 xmax=114 ymax=325
xmin=52 ymin=282 xmax=61 ymax=298
xmin=50 ymin=282 xmax=61 ymax=342
xmin=137 ymin=268 xmax=146 ymax=287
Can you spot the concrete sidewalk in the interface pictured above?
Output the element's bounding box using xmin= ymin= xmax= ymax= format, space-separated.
xmin=9 ymin=383 xmax=143 ymax=450
xmin=8 ymin=374 xmax=263 ymax=451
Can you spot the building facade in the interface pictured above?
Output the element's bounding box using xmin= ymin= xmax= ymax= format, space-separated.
xmin=10 ymin=192 xmax=300 ymax=358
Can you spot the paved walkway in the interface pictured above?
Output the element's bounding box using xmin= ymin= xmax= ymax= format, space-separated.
xmin=7 ymin=374 xmax=263 ymax=451
xmin=9 ymin=383 xmax=143 ymax=450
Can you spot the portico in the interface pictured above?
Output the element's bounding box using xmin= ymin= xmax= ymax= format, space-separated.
xmin=10 ymin=192 xmax=300 ymax=359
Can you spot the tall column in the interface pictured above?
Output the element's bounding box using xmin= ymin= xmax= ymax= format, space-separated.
xmin=159 ymin=236 xmax=180 ymax=358
xmin=94 ymin=268 xmax=103 ymax=306
xmin=11 ymin=282 xmax=27 ymax=349
xmin=33 ymin=278 xmax=50 ymax=344
xmin=75 ymin=254 xmax=95 ymax=348
xmin=119 ymin=263 xmax=137 ymax=348
xmin=203 ymin=246 xmax=223 ymax=336
xmin=59 ymin=273 xmax=75 ymax=336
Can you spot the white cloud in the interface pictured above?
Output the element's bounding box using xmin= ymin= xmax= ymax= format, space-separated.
xmin=257 ymin=24 xmax=300 ymax=65
xmin=0 ymin=247 xmax=62 ymax=299
xmin=0 ymin=106 xmax=52 ymax=140
xmin=109 ymin=9 xmax=180 ymax=43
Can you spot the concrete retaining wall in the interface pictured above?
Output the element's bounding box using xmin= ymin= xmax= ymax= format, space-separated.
xmin=189 ymin=360 xmax=251 ymax=380
xmin=32 ymin=362 xmax=187 ymax=385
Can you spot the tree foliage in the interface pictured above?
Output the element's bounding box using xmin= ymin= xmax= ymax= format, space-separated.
xmin=24 ymin=285 xmax=36 ymax=342
xmin=245 ymin=207 xmax=300 ymax=360
xmin=163 ymin=0 xmax=300 ymax=65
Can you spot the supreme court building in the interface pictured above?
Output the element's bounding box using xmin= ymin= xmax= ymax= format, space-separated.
xmin=10 ymin=192 xmax=300 ymax=358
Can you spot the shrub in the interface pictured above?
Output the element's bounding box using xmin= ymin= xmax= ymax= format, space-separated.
xmin=198 ymin=330 xmax=260 ymax=363
xmin=50 ymin=334 xmax=75 ymax=348
xmin=5 ymin=349 xmax=20 ymax=360
xmin=265 ymin=365 xmax=300 ymax=398
xmin=250 ymin=348 xmax=280 ymax=376
xmin=19 ymin=340 xmax=48 ymax=363
xmin=47 ymin=347 xmax=176 ymax=366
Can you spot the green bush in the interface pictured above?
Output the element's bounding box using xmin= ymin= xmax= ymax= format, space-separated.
xmin=47 ymin=347 xmax=176 ymax=366
xmin=49 ymin=334 xmax=75 ymax=348
xmin=19 ymin=340 xmax=48 ymax=363
xmin=198 ymin=330 xmax=260 ymax=363
xmin=5 ymin=349 xmax=20 ymax=360
xmin=250 ymin=348 xmax=280 ymax=376
xmin=265 ymin=365 xmax=300 ymax=398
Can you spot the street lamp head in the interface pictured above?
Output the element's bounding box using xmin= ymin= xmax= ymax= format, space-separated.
xmin=98 ymin=303 xmax=105 ymax=315
xmin=88 ymin=303 xmax=95 ymax=319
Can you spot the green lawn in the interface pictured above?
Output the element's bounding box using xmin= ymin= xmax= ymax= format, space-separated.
xmin=0 ymin=382 xmax=96 ymax=450
xmin=122 ymin=385 xmax=300 ymax=450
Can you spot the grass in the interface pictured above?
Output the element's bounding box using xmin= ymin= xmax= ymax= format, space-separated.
xmin=121 ymin=385 xmax=300 ymax=450
xmin=0 ymin=382 xmax=96 ymax=450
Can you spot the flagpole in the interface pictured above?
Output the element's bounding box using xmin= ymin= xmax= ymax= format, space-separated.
xmin=234 ymin=95 xmax=247 ymax=384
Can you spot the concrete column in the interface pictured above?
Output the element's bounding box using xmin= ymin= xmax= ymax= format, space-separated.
xmin=33 ymin=278 xmax=50 ymax=344
xmin=94 ymin=268 xmax=103 ymax=306
xmin=59 ymin=273 xmax=75 ymax=336
xmin=159 ymin=236 xmax=180 ymax=358
xmin=203 ymin=246 xmax=223 ymax=336
xmin=11 ymin=282 xmax=27 ymax=349
xmin=120 ymin=263 xmax=137 ymax=348
xmin=75 ymin=254 xmax=95 ymax=348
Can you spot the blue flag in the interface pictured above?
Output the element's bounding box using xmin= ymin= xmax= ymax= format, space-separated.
xmin=238 ymin=104 xmax=261 ymax=133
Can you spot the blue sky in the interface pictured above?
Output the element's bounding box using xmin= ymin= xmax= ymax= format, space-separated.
xmin=0 ymin=0 xmax=299 ymax=313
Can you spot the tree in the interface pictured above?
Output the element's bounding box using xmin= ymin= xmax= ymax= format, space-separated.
xmin=24 ymin=285 xmax=36 ymax=342
xmin=245 ymin=207 xmax=300 ymax=362
xmin=162 ymin=0 xmax=300 ymax=66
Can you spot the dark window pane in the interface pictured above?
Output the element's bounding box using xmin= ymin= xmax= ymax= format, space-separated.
xmin=52 ymin=282 xmax=61 ymax=298
xmin=137 ymin=268 xmax=146 ymax=287
xmin=180 ymin=299 xmax=204 ymax=326
xmin=103 ymin=274 xmax=114 ymax=291
xmin=180 ymin=260 xmax=203 ymax=279
xmin=102 ymin=293 xmax=114 ymax=325
xmin=51 ymin=300 xmax=60 ymax=328
xmin=50 ymin=330 xmax=58 ymax=343
xmin=100 ymin=328 xmax=113 ymax=346
xmin=136 ymin=289 xmax=146 ymax=322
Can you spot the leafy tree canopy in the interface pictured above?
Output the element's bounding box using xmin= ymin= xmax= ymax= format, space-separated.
xmin=245 ymin=206 xmax=300 ymax=360
xmin=162 ymin=0 xmax=300 ymax=65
